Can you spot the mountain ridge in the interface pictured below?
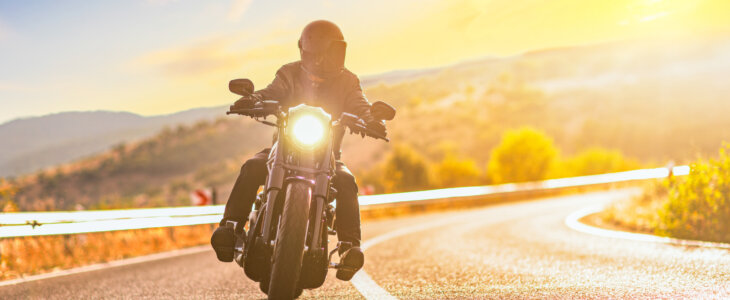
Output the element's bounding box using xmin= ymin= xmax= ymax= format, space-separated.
xmin=0 ymin=106 xmax=227 ymax=177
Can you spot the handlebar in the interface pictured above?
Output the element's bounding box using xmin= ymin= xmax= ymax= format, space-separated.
xmin=338 ymin=113 xmax=389 ymax=142
xmin=351 ymin=122 xmax=389 ymax=142
xmin=226 ymin=100 xmax=280 ymax=118
xmin=227 ymin=104 xmax=388 ymax=142
xmin=226 ymin=107 xmax=272 ymax=117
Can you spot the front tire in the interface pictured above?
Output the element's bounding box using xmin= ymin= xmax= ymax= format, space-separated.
xmin=267 ymin=182 xmax=311 ymax=299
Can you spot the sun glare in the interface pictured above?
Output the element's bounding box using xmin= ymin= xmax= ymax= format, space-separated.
xmin=624 ymin=0 xmax=694 ymax=25
xmin=640 ymin=11 xmax=670 ymax=23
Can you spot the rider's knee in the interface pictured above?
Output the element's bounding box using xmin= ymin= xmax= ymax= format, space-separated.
xmin=241 ymin=158 xmax=265 ymax=176
xmin=333 ymin=169 xmax=358 ymax=195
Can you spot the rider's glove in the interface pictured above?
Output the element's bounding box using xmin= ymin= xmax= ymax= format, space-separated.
xmin=362 ymin=114 xmax=387 ymax=137
xmin=232 ymin=94 xmax=262 ymax=110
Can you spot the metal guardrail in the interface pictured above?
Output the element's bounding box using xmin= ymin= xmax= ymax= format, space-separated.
xmin=0 ymin=166 xmax=689 ymax=238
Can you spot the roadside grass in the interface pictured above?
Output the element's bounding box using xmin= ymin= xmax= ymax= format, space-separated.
xmin=0 ymin=224 xmax=213 ymax=281
xmin=596 ymin=144 xmax=730 ymax=244
xmin=596 ymin=180 xmax=667 ymax=234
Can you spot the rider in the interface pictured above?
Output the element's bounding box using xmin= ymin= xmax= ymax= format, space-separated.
xmin=211 ymin=20 xmax=386 ymax=281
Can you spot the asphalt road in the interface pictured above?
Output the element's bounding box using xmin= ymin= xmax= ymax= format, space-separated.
xmin=3 ymin=188 xmax=730 ymax=299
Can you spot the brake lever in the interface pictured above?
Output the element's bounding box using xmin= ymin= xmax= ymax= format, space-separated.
xmin=257 ymin=119 xmax=277 ymax=126
xmin=340 ymin=113 xmax=389 ymax=141
xmin=367 ymin=130 xmax=388 ymax=141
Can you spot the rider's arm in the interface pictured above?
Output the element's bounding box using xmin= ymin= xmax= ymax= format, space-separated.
xmin=252 ymin=65 xmax=293 ymax=104
xmin=344 ymin=74 xmax=387 ymax=136
xmin=343 ymin=75 xmax=372 ymax=118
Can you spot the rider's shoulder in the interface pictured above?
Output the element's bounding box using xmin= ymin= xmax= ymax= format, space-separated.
xmin=268 ymin=61 xmax=301 ymax=82
xmin=275 ymin=61 xmax=302 ymax=79
xmin=280 ymin=61 xmax=302 ymax=72
xmin=340 ymin=68 xmax=361 ymax=85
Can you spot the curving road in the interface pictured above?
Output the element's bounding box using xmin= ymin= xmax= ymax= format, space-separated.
xmin=3 ymin=189 xmax=730 ymax=299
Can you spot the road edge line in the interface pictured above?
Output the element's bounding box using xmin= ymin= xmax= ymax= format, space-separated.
xmin=0 ymin=245 xmax=211 ymax=287
xmin=4 ymin=215 xmax=463 ymax=299
xmin=565 ymin=206 xmax=730 ymax=249
xmin=351 ymin=216 xmax=473 ymax=300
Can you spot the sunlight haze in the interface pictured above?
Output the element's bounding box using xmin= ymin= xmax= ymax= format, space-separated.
xmin=1 ymin=0 xmax=729 ymax=124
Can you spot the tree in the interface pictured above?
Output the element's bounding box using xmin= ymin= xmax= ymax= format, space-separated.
xmin=382 ymin=144 xmax=431 ymax=192
xmin=558 ymin=148 xmax=641 ymax=177
xmin=486 ymin=127 xmax=558 ymax=183
xmin=3 ymin=200 xmax=19 ymax=212
xmin=434 ymin=154 xmax=482 ymax=188
xmin=0 ymin=178 xmax=19 ymax=212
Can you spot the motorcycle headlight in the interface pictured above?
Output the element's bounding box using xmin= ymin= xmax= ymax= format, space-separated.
xmin=287 ymin=104 xmax=331 ymax=149
xmin=292 ymin=115 xmax=325 ymax=146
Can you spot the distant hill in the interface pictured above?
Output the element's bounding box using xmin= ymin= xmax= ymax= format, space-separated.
xmin=8 ymin=116 xmax=274 ymax=211
xmin=0 ymin=106 xmax=226 ymax=177
xmin=0 ymin=67 xmax=433 ymax=177
xmin=362 ymin=32 xmax=730 ymax=163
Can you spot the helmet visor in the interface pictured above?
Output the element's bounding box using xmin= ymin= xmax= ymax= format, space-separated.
xmin=301 ymin=40 xmax=347 ymax=79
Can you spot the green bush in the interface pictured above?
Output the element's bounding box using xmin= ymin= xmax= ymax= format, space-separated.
xmin=656 ymin=144 xmax=730 ymax=242
xmin=381 ymin=144 xmax=431 ymax=193
xmin=486 ymin=127 xmax=558 ymax=183
xmin=433 ymin=154 xmax=482 ymax=188
xmin=556 ymin=148 xmax=641 ymax=177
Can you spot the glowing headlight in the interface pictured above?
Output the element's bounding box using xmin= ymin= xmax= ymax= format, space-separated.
xmin=291 ymin=115 xmax=326 ymax=147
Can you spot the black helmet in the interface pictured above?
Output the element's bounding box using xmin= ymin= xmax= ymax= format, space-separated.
xmin=298 ymin=20 xmax=347 ymax=79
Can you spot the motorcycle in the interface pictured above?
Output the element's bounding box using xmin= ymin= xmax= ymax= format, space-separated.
xmin=224 ymin=78 xmax=395 ymax=299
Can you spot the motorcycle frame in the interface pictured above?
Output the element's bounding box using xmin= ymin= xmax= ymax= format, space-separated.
xmin=258 ymin=110 xmax=335 ymax=266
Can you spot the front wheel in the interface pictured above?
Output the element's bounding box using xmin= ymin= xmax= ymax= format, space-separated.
xmin=267 ymin=182 xmax=311 ymax=299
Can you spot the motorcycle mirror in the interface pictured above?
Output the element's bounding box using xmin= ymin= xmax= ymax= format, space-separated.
xmin=229 ymin=79 xmax=254 ymax=96
xmin=371 ymin=101 xmax=396 ymax=121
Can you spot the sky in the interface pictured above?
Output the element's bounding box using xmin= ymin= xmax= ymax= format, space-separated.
xmin=1 ymin=0 xmax=729 ymax=124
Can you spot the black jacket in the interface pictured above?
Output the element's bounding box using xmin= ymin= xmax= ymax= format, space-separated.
xmin=253 ymin=61 xmax=372 ymax=159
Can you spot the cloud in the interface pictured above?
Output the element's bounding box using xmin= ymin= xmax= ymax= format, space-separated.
xmin=228 ymin=0 xmax=254 ymax=23
xmin=130 ymin=33 xmax=295 ymax=80
xmin=134 ymin=37 xmax=239 ymax=77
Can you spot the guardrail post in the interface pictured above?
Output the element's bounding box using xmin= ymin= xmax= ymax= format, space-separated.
xmin=168 ymin=226 xmax=175 ymax=242
xmin=211 ymin=187 xmax=217 ymax=205
xmin=63 ymin=235 xmax=73 ymax=256
xmin=210 ymin=187 xmax=218 ymax=231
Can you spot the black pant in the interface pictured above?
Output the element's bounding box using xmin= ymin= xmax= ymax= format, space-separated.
xmin=221 ymin=148 xmax=361 ymax=246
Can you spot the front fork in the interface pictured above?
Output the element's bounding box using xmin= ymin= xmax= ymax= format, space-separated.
xmin=256 ymin=133 xmax=336 ymax=275
xmin=261 ymin=141 xmax=286 ymax=245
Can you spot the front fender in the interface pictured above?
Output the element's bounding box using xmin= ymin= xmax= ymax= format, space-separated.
xmin=284 ymin=176 xmax=315 ymax=187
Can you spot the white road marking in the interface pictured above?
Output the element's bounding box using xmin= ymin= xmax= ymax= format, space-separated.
xmin=565 ymin=205 xmax=730 ymax=249
xmin=0 ymin=245 xmax=211 ymax=287
xmin=351 ymin=272 xmax=397 ymax=300
xmin=4 ymin=214 xmax=467 ymax=300
xmin=351 ymin=215 xmax=475 ymax=300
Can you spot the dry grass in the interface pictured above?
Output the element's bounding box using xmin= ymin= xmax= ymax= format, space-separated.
xmin=0 ymin=224 xmax=213 ymax=281
xmin=597 ymin=145 xmax=730 ymax=244
xmin=0 ymin=182 xmax=636 ymax=282
xmin=597 ymin=180 xmax=667 ymax=234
